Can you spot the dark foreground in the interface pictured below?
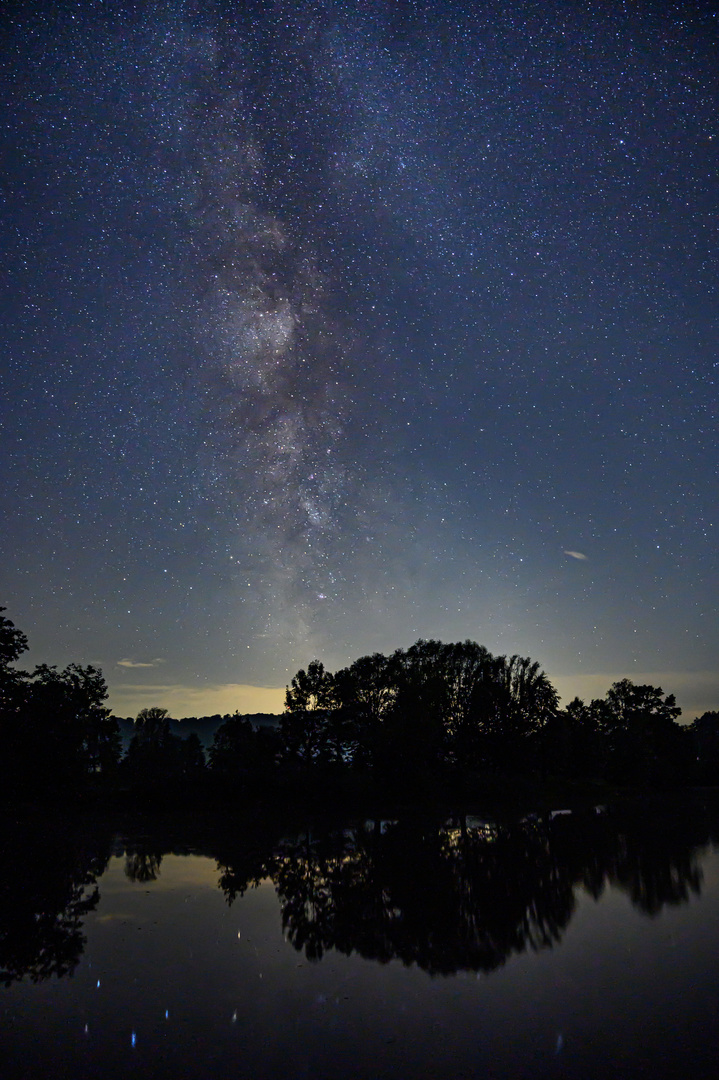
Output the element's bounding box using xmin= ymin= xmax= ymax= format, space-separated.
xmin=3 ymin=794 xmax=719 ymax=1078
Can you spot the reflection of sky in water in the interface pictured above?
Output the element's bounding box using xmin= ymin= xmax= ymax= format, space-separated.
xmin=4 ymin=843 xmax=719 ymax=1077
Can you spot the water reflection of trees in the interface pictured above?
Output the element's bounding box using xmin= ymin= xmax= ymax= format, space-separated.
xmin=1 ymin=801 xmax=715 ymax=985
xmin=0 ymin=818 xmax=112 ymax=986
xmin=266 ymin=820 xmax=577 ymax=974
xmin=217 ymin=804 xmax=714 ymax=976
xmin=604 ymin=814 xmax=704 ymax=915
xmin=124 ymin=841 xmax=164 ymax=883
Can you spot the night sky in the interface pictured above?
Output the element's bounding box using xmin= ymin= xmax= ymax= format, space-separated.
xmin=1 ymin=0 xmax=717 ymax=720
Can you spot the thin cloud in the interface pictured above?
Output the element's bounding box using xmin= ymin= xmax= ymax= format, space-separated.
xmin=564 ymin=550 xmax=588 ymax=560
xmin=117 ymin=658 xmax=165 ymax=668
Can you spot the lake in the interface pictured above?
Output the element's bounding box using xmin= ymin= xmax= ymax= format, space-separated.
xmin=3 ymin=796 xmax=719 ymax=1078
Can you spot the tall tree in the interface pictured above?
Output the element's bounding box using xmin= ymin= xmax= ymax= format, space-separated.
xmin=1 ymin=648 xmax=119 ymax=796
xmin=459 ymin=652 xmax=558 ymax=769
xmin=281 ymin=660 xmax=343 ymax=764
xmin=382 ymin=641 xmax=450 ymax=774
xmin=499 ymin=655 xmax=558 ymax=733
xmin=591 ymin=679 xmax=684 ymax=783
xmin=25 ymin=662 xmax=119 ymax=785
xmin=440 ymin=641 xmax=500 ymax=766
xmin=0 ymin=608 xmax=30 ymax=797
xmin=333 ymin=652 xmax=395 ymax=768
xmin=0 ymin=608 xmax=28 ymax=669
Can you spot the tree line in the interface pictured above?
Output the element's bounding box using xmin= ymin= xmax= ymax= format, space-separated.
xmin=273 ymin=640 xmax=690 ymax=787
xmin=3 ymin=606 xmax=719 ymax=803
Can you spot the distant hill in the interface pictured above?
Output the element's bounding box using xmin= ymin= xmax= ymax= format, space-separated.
xmin=116 ymin=713 xmax=281 ymax=752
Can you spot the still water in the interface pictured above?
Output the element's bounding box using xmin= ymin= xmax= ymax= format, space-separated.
xmin=3 ymin=797 xmax=719 ymax=1079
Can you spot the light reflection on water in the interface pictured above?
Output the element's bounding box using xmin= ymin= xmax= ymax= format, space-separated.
xmin=3 ymin=800 xmax=719 ymax=1078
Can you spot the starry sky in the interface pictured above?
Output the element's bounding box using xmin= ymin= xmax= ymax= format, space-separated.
xmin=1 ymin=0 xmax=717 ymax=720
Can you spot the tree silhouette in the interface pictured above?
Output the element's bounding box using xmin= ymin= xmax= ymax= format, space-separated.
xmin=279 ymin=639 xmax=561 ymax=778
xmin=539 ymin=696 xmax=601 ymax=778
xmin=1 ymin=607 xmax=705 ymax=802
xmin=0 ymin=607 xmax=28 ymax=669
xmin=281 ymin=660 xmax=347 ymax=764
xmin=29 ymin=663 xmax=120 ymax=782
xmin=0 ymin=609 xmax=30 ymax=797
xmin=134 ymin=706 xmax=171 ymax=745
xmin=590 ymin=679 xmax=685 ymax=784
xmin=209 ymin=713 xmax=279 ymax=781
xmin=333 ymin=651 xmax=396 ymax=769
xmin=0 ymin=615 xmax=119 ymax=799
xmin=380 ymin=640 xmax=451 ymax=775
xmin=123 ymin=706 xmax=207 ymax=791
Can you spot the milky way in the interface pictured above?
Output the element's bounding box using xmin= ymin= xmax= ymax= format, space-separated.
xmin=1 ymin=0 xmax=717 ymax=714
xmin=192 ymin=90 xmax=349 ymax=644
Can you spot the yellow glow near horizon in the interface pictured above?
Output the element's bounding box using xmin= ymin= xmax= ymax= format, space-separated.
xmin=107 ymin=668 xmax=718 ymax=722
xmin=108 ymin=681 xmax=286 ymax=719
